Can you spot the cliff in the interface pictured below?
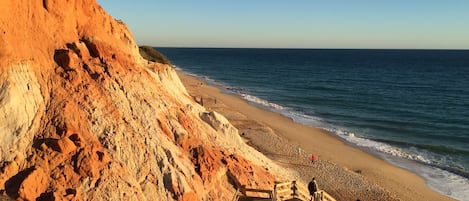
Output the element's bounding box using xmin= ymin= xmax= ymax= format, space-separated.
xmin=0 ymin=1 xmax=282 ymax=200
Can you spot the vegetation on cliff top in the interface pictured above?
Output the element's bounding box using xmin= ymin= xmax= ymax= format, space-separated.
xmin=139 ymin=46 xmax=171 ymax=65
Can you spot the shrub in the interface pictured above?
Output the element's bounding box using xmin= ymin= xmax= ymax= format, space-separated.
xmin=139 ymin=46 xmax=171 ymax=65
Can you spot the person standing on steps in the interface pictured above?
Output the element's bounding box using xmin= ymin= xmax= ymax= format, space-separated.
xmin=308 ymin=177 xmax=318 ymax=201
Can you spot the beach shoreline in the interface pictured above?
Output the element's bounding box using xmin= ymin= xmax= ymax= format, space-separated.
xmin=177 ymin=71 xmax=454 ymax=201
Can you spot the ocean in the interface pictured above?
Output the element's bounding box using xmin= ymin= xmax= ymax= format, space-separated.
xmin=158 ymin=48 xmax=469 ymax=200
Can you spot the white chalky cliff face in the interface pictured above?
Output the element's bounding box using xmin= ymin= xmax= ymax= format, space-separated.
xmin=0 ymin=0 xmax=283 ymax=200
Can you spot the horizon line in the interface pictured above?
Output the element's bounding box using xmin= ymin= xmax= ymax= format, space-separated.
xmin=147 ymin=46 xmax=469 ymax=51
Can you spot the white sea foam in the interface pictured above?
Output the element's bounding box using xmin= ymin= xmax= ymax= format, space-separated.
xmin=238 ymin=93 xmax=325 ymax=127
xmin=177 ymin=68 xmax=199 ymax=78
xmin=240 ymin=94 xmax=286 ymax=110
xmin=289 ymin=112 xmax=325 ymax=127
xmin=176 ymin=68 xmax=224 ymax=87
xmin=420 ymin=165 xmax=469 ymax=200
xmin=327 ymin=128 xmax=469 ymax=201
xmin=330 ymin=129 xmax=432 ymax=163
xmin=173 ymin=65 xmax=182 ymax=71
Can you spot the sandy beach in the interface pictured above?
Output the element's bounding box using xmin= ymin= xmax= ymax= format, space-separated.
xmin=178 ymin=72 xmax=454 ymax=201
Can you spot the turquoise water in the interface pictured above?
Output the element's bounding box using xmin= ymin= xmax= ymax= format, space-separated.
xmin=159 ymin=48 xmax=469 ymax=200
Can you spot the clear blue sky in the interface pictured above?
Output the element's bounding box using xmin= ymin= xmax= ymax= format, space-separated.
xmin=97 ymin=0 xmax=469 ymax=49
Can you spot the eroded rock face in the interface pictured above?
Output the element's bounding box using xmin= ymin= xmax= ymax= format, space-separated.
xmin=0 ymin=0 xmax=277 ymax=200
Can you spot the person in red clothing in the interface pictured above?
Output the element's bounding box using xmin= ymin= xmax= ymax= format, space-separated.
xmin=311 ymin=154 xmax=317 ymax=163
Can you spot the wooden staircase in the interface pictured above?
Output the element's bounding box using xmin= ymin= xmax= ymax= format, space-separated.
xmin=232 ymin=181 xmax=336 ymax=201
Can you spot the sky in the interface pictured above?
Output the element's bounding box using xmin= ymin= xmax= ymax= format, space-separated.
xmin=97 ymin=0 xmax=469 ymax=49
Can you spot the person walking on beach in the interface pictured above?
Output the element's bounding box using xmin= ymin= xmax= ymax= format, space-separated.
xmin=311 ymin=154 xmax=317 ymax=163
xmin=308 ymin=177 xmax=318 ymax=201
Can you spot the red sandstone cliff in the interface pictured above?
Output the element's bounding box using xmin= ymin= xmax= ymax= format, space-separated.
xmin=0 ymin=1 xmax=278 ymax=200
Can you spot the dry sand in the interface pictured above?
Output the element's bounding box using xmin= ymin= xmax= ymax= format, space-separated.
xmin=178 ymin=72 xmax=454 ymax=201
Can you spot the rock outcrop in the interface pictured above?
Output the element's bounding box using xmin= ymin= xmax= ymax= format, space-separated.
xmin=0 ymin=1 xmax=282 ymax=200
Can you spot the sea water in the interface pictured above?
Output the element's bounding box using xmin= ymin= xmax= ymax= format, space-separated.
xmin=158 ymin=48 xmax=469 ymax=200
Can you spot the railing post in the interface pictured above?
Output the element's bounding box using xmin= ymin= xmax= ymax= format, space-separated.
xmin=240 ymin=185 xmax=246 ymax=196
xmin=291 ymin=180 xmax=297 ymax=198
xmin=272 ymin=183 xmax=277 ymax=201
xmin=231 ymin=187 xmax=240 ymax=201
xmin=313 ymin=191 xmax=323 ymax=201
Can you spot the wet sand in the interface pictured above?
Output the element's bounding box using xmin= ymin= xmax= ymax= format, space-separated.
xmin=178 ymin=72 xmax=454 ymax=201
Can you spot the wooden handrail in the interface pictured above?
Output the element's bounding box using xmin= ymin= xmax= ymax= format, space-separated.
xmin=231 ymin=180 xmax=336 ymax=201
xmin=296 ymin=183 xmax=310 ymax=200
xmin=273 ymin=180 xmax=336 ymax=201
xmin=239 ymin=185 xmax=274 ymax=199
xmin=275 ymin=182 xmax=292 ymax=188
xmin=318 ymin=190 xmax=336 ymax=201
xmin=231 ymin=187 xmax=241 ymax=201
xmin=274 ymin=181 xmax=292 ymax=200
